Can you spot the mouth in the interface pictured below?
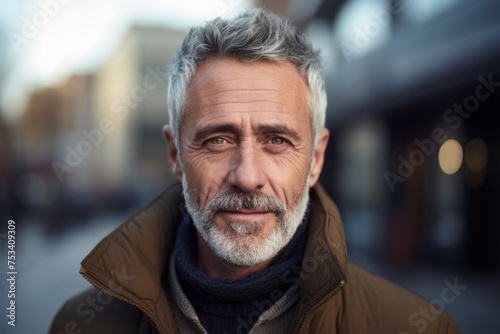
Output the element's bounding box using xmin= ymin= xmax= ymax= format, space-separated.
xmin=225 ymin=209 xmax=265 ymax=214
xmin=219 ymin=209 xmax=272 ymax=220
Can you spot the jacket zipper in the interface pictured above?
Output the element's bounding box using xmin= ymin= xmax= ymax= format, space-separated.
xmin=80 ymin=267 xmax=167 ymax=334
xmin=296 ymin=279 xmax=346 ymax=334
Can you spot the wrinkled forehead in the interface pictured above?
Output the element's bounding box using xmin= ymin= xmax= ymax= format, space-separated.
xmin=185 ymin=58 xmax=309 ymax=118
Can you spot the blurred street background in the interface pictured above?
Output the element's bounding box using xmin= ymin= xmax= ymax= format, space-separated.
xmin=0 ymin=0 xmax=499 ymax=333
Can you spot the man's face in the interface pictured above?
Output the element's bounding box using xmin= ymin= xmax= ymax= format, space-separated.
xmin=166 ymin=58 xmax=328 ymax=267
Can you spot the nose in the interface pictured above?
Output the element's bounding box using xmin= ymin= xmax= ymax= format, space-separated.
xmin=227 ymin=141 xmax=266 ymax=192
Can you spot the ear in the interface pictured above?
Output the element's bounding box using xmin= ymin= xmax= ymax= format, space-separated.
xmin=163 ymin=125 xmax=183 ymax=181
xmin=309 ymin=128 xmax=329 ymax=188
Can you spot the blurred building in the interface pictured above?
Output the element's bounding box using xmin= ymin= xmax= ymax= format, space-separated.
xmin=290 ymin=0 xmax=500 ymax=272
xmin=16 ymin=75 xmax=94 ymax=165
xmin=10 ymin=75 xmax=95 ymax=228
xmin=93 ymin=25 xmax=186 ymax=194
xmin=8 ymin=24 xmax=188 ymax=227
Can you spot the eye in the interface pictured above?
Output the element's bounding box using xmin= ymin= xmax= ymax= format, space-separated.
xmin=269 ymin=137 xmax=285 ymax=145
xmin=208 ymin=137 xmax=227 ymax=145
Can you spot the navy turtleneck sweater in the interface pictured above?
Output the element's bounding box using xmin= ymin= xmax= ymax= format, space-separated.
xmin=174 ymin=209 xmax=309 ymax=334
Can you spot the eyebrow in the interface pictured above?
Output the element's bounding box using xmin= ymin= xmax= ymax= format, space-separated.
xmin=193 ymin=124 xmax=239 ymax=142
xmin=256 ymin=125 xmax=301 ymax=142
xmin=193 ymin=123 xmax=301 ymax=142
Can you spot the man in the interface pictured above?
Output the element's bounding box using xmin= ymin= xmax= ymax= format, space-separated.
xmin=51 ymin=9 xmax=460 ymax=334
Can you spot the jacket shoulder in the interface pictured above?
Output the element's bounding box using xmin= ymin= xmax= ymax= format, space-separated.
xmin=336 ymin=262 xmax=460 ymax=333
xmin=49 ymin=287 xmax=156 ymax=334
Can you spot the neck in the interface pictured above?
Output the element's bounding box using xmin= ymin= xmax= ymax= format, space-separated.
xmin=196 ymin=232 xmax=276 ymax=279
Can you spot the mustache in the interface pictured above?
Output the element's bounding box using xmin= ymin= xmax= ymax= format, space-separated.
xmin=203 ymin=189 xmax=287 ymax=215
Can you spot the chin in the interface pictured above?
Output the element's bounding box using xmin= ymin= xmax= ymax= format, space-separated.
xmin=206 ymin=224 xmax=286 ymax=267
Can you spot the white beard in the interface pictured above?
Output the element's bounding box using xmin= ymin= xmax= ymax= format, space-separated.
xmin=182 ymin=176 xmax=310 ymax=267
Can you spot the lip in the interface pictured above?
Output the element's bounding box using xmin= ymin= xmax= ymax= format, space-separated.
xmin=219 ymin=210 xmax=271 ymax=218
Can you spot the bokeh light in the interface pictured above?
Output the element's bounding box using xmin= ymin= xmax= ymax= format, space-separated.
xmin=438 ymin=139 xmax=463 ymax=175
xmin=466 ymin=137 xmax=488 ymax=173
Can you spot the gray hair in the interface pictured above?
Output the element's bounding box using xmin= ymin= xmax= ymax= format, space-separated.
xmin=167 ymin=8 xmax=327 ymax=151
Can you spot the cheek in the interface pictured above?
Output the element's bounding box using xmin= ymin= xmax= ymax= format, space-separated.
xmin=185 ymin=154 xmax=231 ymax=183
xmin=183 ymin=151 xmax=230 ymax=204
xmin=267 ymin=153 xmax=311 ymax=205
xmin=277 ymin=152 xmax=310 ymax=174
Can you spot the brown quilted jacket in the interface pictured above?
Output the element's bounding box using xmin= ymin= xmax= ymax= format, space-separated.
xmin=50 ymin=182 xmax=460 ymax=333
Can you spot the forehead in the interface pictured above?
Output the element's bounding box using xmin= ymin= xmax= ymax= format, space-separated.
xmin=189 ymin=58 xmax=307 ymax=91
xmin=184 ymin=58 xmax=310 ymax=119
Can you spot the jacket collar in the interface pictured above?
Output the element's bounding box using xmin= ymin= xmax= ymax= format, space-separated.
xmin=80 ymin=182 xmax=347 ymax=333
xmin=287 ymin=183 xmax=348 ymax=332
